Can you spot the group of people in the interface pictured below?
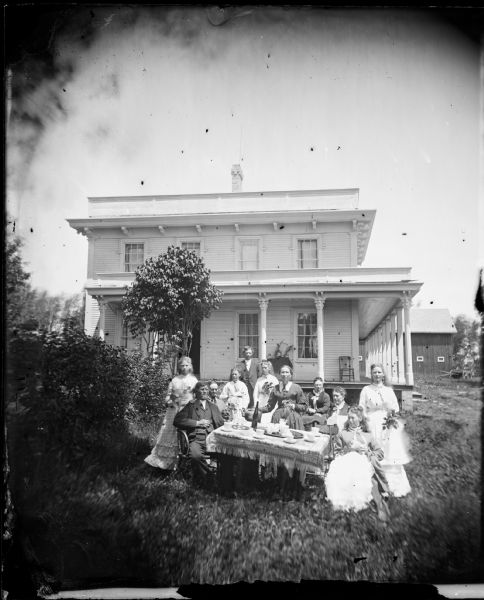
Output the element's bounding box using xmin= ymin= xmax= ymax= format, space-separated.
xmin=144 ymin=345 xmax=411 ymax=520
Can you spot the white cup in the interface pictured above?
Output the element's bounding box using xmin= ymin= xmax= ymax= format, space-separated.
xmin=311 ymin=426 xmax=319 ymax=435
xmin=306 ymin=432 xmax=315 ymax=442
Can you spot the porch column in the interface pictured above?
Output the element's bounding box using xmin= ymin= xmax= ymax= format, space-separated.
xmin=98 ymin=296 xmax=106 ymax=341
xmin=383 ymin=318 xmax=391 ymax=376
xmin=314 ymin=294 xmax=325 ymax=380
xmin=403 ymin=294 xmax=414 ymax=386
xmin=378 ymin=326 xmax=383 ymax=364
xmin=258 ymin=296 xmax=269 ymax=360
xmin=396 ymin=304 xmax=405 ymax=384
xmin=390 ymin=311 xmax=398 ymax=383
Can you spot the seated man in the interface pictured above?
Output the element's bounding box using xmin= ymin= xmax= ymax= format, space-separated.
xmin=174 ymin=380 xmax=224 ymax=487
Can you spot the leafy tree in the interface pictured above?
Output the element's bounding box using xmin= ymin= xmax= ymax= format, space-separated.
xmin=121 ymin=245 xmax=223 ymax=369
xmin=6 ymin=236 xmax=31 ymax=330
xmin=452 ymin=314 xmax=480 ymax=375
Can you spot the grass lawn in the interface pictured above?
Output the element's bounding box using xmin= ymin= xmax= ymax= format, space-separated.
xmin=5 ymin=378 xmax=482 ymax=590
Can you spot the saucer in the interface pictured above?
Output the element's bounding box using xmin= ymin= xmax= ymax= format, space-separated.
xmin=283 ymin=438 xmax=297 ymax=444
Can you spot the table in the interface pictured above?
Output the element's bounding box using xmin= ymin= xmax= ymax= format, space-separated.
xmin=206 ymin=425 xmax=331 ymax=485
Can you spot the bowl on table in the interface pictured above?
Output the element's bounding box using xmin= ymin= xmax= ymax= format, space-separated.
xmin=221 ymin=422 xmax=233 ymax=431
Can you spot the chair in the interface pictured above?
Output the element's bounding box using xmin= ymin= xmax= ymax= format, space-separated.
xmin=177 ymin=429 xmax=191 ymax=471
xmin=339 ymin=356 xmax=355 ymax=382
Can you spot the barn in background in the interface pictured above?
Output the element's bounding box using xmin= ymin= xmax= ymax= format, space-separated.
xmin=411 ymin=308 xmax=456 ymax=377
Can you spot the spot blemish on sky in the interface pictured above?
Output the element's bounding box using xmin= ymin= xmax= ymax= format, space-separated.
xmin=337 ymin=146 xmax=341 ymax=150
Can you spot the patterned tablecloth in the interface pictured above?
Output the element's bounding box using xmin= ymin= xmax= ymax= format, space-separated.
xmin=206 ymin=425 xmax=330 ymax=483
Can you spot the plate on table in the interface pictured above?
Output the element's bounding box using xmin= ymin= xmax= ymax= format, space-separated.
xmin=265 ymin=430 xmax=304 ymax=439
xmin=231 ymin=424 xmax=250 ymax=431
xmin=283 ymin=437 xmax=297 ymax=444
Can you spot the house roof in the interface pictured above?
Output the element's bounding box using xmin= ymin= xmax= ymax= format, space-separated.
xmin=410 ymin=308 xmax=456 ymax=334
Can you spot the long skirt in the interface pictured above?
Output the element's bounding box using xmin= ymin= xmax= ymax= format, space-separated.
xmin=271 ymin=408 xmax=305 ymax=430
xmin=325 ymin=452 xmax=374 ymax=512
xmin=144 ymin=406 xmax=178 ymax=471
xmin=367 ymin=410 xmax=412 ymax=497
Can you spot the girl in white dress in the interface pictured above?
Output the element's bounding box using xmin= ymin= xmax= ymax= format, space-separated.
xmin=252 ymin=360 xmax=279 ymax=425
xmin=144 ymin=356 xmax=198 ymax=470
xmin=359 ymin=363 xmax=411 ymax=497
xmin=219 ymin=367 xmax=250 ymax=422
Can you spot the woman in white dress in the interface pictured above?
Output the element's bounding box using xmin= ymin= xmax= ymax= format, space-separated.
xmin=359 ymin=363 xmax=411 ymax=497
xmin=252 ymin=360 xmax=279 ymax=424
xmin=144 ymin=356 xmax=198 ymax=471
xmin=325 ymin=406 xmax=390 ymax=519
xmin=219 ymin=367 xmax=250 ymax=422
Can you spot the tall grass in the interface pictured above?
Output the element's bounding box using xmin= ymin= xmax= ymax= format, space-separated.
xmin=5 ymin=378 xmax=482 ymax=590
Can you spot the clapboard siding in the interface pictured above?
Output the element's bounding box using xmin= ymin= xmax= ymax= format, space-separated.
xmin=323 ymin=301 xmax=353 ymax=380
xmin=104 ymin=305 xmax=117 ymax=346
xmin=203 ymin=236 xmax=236 ymax=271
xmin=262 ymin=235 xmax=293 ymax=270
xmin=148 ymin=237 xmax=176 ymax=258
xmin=266 ymin=306 xmax=292 ymax=358
xmin=202 ymin=310 xmax=236 ymax=379
xmin=94 ymin=238 xmax=121 ymax=273
xmin=85 ymin=295 xmax=99 ymax=336
xmin=91 ymin=229 xmax=354 ymax=275
xmin=321 ymin=232 xmax=351 ymax=268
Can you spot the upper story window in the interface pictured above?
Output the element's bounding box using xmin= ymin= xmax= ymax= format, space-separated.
xmin=239 ymin=239 xmax=259 ymax=270
xmin=181 ymin=241 xmax=201 ymax=256
xmin=124 ymin=243 xmax=144 ymax=272
xmin=297 ymin=239 xmax=318 ymax=269
xmin=297 ymin=312 xmax=318 ymax=358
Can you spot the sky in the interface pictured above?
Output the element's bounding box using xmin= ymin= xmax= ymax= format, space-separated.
xmin=6 ymin=6 xmax=482 ymax=317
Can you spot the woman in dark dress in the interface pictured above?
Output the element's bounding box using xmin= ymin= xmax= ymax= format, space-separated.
xmin=262 ymin=365 xmax=308 ymax=430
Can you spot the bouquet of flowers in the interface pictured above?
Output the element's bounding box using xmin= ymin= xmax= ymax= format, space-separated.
xmin=262 ymin=380 xmax=275 ymax=395
xmin=383 ymin=410 xmax=399 ymax=430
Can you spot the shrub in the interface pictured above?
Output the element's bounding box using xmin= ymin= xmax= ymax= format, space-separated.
xmin=38 ymin=327 xmax=131 ymax=462
xmin=125 ymin=352 xmax=171 ymax=426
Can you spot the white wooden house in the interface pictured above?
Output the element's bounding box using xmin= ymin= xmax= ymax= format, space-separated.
xmin=68 ymin=166 xmax=422 ymax=406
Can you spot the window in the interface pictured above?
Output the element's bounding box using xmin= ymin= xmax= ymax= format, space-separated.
xmin=437 ymin=356 xmax=445 ymax=363
xmin=297 ymin=239 xmax=318 ymax=269
xmin=239 ymin=239 xmax=259 ymax=270
xmin=124 ymin=243 xmax=144 ymax=272
xmin=238 ymin=313 xmax=259 ymax=357
xmin=181 ymin=241 xmax=201 ymax=256
xmin=416 ymin=356 xmax=424 ymax=362
xmin=297 ymin=312 xmax=318 ymax=358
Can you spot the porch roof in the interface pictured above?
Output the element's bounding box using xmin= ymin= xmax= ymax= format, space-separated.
xmin=86 ymin=268 xmax=422 ymax=339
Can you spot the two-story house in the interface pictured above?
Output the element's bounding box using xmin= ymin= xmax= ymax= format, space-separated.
xmin=68 ymin=165 xmax=422 ymax=407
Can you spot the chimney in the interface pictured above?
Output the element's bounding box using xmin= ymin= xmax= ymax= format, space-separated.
xmin=231 ymin=164 xmax=243 ymax=192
